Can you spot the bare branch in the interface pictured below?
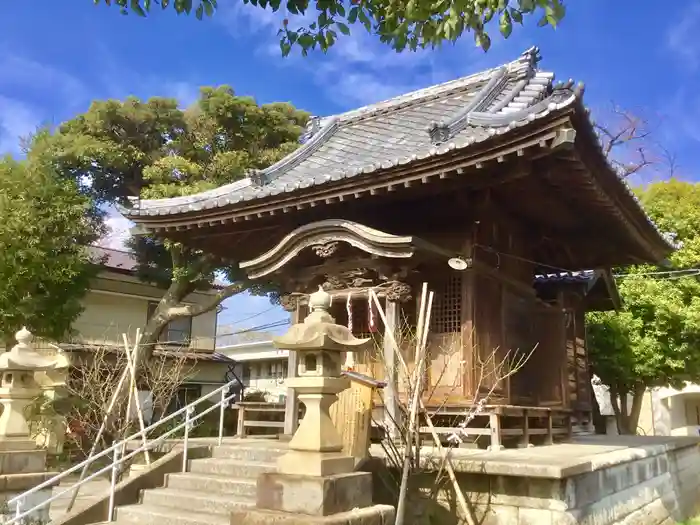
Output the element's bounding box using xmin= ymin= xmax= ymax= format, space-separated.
xmin=594 ymin=101 xmax=676 ymax=179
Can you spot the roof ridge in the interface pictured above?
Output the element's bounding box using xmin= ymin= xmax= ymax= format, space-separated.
xmin=330 ymin=46 xmax=544 ymax=126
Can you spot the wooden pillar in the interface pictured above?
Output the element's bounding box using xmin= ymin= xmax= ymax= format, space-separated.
xmin=283 ymin=304 xmax=303 ymax=436
xmin=383 ymin=300 xmax=400 ymax=440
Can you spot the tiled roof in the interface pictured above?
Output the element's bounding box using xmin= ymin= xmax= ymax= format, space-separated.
xmin=88 ymin=246 xmax=138 ymax=272
xmin=123 ymin=47 xmax=581 ymax=219
xmin=88 ymin=245 xmax=225 ymax=289
xmin=58 ymin=343 xmax=236 ymax=363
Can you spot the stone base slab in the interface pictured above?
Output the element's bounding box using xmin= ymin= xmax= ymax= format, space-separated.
xmin=0 ymin=471 xmax=59 ymax=491
xmin=257 ymin=471 xmax=373 ymax=516
xmin=278 ymin=451 xmax=355 ymax=477
xmin=230 ymin=504 xmax=395 ymax=525
xmin=0 ymin=439 xmax=39 ymax=452
xmin=0 ymin=449 xmax=47 ymax=475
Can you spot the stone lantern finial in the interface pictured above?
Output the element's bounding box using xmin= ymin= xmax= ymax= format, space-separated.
xmin=14 ymin=327 xmax=33 ymax=349
xmin=309 ymin=285 xmax=331 ymax=311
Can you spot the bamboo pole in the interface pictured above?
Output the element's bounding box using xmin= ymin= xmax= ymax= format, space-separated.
xmin=123 ymin=331 xmax=151 ymax=465
xmin=370 ymin=289 xmax=477 ymax=525
xmin=65 ymin=339 xmax=134 ymax=512
xmin=394 ymin=285 xmax=432 ymax=525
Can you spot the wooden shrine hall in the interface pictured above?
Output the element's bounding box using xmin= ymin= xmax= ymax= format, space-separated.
xmin=123 ymin=47 xmax=673 ymax=448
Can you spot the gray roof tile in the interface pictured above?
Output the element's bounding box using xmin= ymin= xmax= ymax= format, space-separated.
xmin=124 ymin=47 xmax=579 ymax=218
xmin=120 ymin=48 xmax=671 ymax=256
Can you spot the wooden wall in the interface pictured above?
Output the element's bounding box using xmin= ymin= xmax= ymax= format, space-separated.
xmin=300 ymin=207 xmax=584 ymax=411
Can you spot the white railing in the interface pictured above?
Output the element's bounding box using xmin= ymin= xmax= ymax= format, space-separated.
xmin=5 ymin=380 xmax=239 ymax=525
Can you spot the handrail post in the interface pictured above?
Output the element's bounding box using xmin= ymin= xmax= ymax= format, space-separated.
xmin=182 ymin=406 xmax=194 ymax=473
xmin=236 ymin=404 xmax=245 ymax=438
xmin=15 ymin=497 xmax=22 ymax=522
xmin=218 ymin=389 xmax=226 ymax=446
xmin=107 ymin=446 xmax=120 ymax=522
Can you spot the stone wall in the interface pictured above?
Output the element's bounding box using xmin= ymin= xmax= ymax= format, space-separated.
xmin=369 ymin=437 xmax=700 ymax=525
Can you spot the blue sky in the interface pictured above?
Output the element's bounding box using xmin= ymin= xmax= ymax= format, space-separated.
xmin=2 ymin=0 xmax=700 ymax=335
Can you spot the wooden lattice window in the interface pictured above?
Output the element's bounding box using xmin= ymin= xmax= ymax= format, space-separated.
xmin=429 ymin=275 xmax=462 ymax=334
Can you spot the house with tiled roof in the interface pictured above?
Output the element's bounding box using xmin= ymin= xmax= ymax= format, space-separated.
xmin=32 ymin=246 xmax=235 ymax=453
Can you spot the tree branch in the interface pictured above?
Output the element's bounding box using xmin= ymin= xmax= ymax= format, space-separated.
xmin=165 ymin=282 xmax=246 ymax=319
xmin=594 ymin=101 xmax=675 ymax=179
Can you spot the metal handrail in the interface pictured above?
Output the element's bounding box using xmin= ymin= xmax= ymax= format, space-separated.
xmin=5 ymin=379 xmax=239 ymax=525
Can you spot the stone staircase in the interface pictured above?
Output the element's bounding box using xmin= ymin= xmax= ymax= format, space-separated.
xmin=110 ymin=441 xmax=286 ymax=525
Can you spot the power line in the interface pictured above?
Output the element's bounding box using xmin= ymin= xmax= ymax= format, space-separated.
xmin=224 ymin=305 xmax=279 ymax=326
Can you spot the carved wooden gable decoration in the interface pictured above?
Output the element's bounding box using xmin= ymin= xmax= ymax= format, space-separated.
xmin=239 ymin=219 xmax=461 ymax=299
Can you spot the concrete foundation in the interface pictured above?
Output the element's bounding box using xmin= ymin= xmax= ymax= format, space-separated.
xmin=229 ymin=505 xmax=395 ymax=524
xmin=369 ymin=435 xmax=700 ymax=525
xmin=0 ymin=444 xmax=58 ymax=524
xmin=256 ymin=471 xmax=373 ymax=516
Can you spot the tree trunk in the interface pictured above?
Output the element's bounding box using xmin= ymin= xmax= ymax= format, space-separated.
xmin=610 ymin=385 xmax=645 ymax=435
xmin=106 ymin=281 xmax=190 ymax=429
xmin=627 ymin=385 xmax=646 ymax=435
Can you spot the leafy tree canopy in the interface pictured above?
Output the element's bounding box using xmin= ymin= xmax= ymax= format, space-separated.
xmin=587 ymin=180 xmax=700 ymax=433
xmin=92 ymin=0 xmax=566 ymax=55
xmin=28 ymin=86 xmax=309 ymax=346
xmin=0 ymin=154 xmax=103 ymax=348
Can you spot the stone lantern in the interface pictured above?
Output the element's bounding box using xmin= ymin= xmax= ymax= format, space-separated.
xmin=0 ymin=328 xmax=69 ymax=449
xmin=272 ymin=286 xmax=370 ymax=473
xmin=230 ymin=286 xmax=395 ymax=524
xmin=0 ymin=328 xmax=69 ymax=524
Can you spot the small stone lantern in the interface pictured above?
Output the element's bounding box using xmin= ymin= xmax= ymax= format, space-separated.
xmin=0 ymin=328 xmax=68 ymax=448
xmin=272 ymin=286 xmax=370 ymax=476
xmin=231 ymin=289 xmax=396 ymax=523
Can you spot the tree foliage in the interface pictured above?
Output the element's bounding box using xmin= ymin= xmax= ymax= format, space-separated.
xmin=28 ymin=86 xmax=309 ymax=347
xmin=587 ymin=180 xmax=700 ymax=434
xmin=0 ymin=155 xmax=103 ymax=349
xmin=92 ymin=0 xmax=566 ymax=55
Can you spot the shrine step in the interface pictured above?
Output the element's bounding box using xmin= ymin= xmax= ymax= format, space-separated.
xmin=211 ymin=443 xmax=287 ymax=463
xmin=114 ymin=503 xmax=229 ymax=525
xmin=188 ymin=457 xmax=276 ymax=478
xmin=140 ymin=487 xmax=255 ymax=514
xmin=165 ymin=472 xmax=257 ymax=498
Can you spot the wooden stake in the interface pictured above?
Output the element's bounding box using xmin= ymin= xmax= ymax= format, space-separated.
xmin=123 ymin=330 xmax=151 ymax=465
xmin=371 ymin=290 xmax=477 ymax=525
xmin=395 ymin=285 xmax=432 ymax=525
xmin=66 ymin=338 xmax=134 ymax=513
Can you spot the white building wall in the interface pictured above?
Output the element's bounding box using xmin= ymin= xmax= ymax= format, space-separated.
xmin=218 ymin=341 xmax=290 ymax=402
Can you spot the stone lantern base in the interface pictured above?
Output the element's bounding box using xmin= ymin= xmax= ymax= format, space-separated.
xmin=230 ymin=471 xmax=393 ymax=524
xmin=0 ymin=445 xmax=59 ymax=524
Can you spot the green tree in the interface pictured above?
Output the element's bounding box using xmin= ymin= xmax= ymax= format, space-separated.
xmin=587 ymin=180 xmax=700 ymax=435
xmin=28 ymin=86 xmax=308 ymax=353
xmin=92 ymin=0 xmax=566 ymax=55
xmin=0 ymin=155 xmax=103 ymax=349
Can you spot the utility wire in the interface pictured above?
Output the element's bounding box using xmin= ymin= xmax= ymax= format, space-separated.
xmin=224 ymin=305 xmax=279 ymax=326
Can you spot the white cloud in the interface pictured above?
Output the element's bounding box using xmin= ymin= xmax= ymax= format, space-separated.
xmin=0 ymin=53 xmax=90 ymax=155
xmin=666 ymin=3 xmax=700 ymax=70
xmin=98 ymin=211 xmax=133 ymax=251
xmin=161 ymin=81 xmax=201 ymax=108
xmin=216 ymin=2 xmax=523 ymax=110
xmin=0 ymin=53 xmax=88 ymax=109
xmin=0 ymin=96 xmax=41 ymax=155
